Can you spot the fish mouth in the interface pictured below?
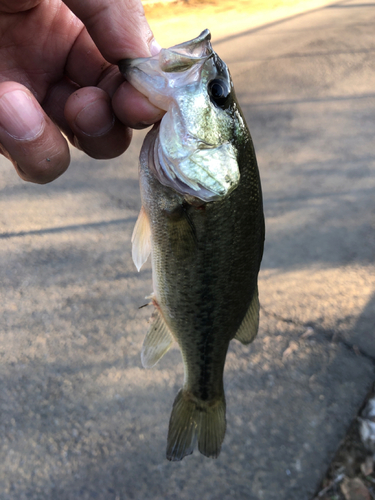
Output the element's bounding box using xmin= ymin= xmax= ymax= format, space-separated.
xmin=120 ymin=30 xmax=241 ymax=202
xmin=118 ymin=30 xmax=215 ymax=111
xmin=119 ymin=29 xmax=212 ymax=77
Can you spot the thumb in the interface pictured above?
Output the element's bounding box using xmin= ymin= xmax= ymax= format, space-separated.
xmin=63 ymin=0 xmax=160 ymax=62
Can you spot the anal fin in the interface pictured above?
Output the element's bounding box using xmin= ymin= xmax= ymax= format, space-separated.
xmin=234 ymin=287 xmax=260 ymax=345
xmin=131 ymin=206 xmax=151 ymax=271
xmin=141 ymin=309 xmax=174 ymax=368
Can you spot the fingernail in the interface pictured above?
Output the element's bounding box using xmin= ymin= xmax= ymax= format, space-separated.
xmin=150 ymin=39 xmax=162 ymax=56
xmin=0 ymin=90 xmax=44 ymax=140
xmin=75 ymin=101 xmax=114 ymax=137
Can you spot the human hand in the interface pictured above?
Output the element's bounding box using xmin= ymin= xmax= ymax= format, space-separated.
xmin=0 ymin=0 xmax=164 ymax=183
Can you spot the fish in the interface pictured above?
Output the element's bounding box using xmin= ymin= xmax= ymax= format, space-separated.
xmin=119 ymin=29 xmax=264 ymax=461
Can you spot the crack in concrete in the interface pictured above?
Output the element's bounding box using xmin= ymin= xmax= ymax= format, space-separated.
xmin=260 ymin=305 xmax=375 ymax=365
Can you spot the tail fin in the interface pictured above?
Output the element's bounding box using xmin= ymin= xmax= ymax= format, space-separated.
xmin=166 ymin=389 xmax=226 ymax=461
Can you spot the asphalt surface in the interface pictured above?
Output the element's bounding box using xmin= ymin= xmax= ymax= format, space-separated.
xmin=1 ymin=1 xmax=374 ymax=499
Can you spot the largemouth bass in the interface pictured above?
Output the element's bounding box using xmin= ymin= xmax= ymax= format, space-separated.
xmin=119 ymin=30 xmax=264 ymax=461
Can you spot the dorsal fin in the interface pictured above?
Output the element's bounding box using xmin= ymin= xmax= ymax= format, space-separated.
xmin=234 ymin=287 xmax=260 ymax=345
xmin=141 ymin=310 xmax=174 ymax=368
xmin=131 ymin=207 xmax=151 ymax=271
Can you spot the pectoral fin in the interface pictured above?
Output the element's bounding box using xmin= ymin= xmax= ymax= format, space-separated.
xmin=234 ymin=288 xmax=260 ymax=345
xmin=168 ymin=205 xmax=197 ymax=260
xmin=141 ymin=310 xmax=174 ymax=368
xmin=131 ymin=207 xmax=151 ymax=271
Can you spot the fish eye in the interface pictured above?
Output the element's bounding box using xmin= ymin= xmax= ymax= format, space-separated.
xmin=207 ymin=78 xmax=230 ymax=108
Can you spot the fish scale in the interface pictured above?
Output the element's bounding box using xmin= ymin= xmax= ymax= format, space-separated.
xmin=119 ymin=29 xmax=264 ymax=461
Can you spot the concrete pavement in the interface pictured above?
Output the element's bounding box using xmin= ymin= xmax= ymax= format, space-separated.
xmin=0 ymin=1 xmax=374 ymax=498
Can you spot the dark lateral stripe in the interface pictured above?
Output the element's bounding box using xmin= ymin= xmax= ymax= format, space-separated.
xmin=197 ymin=281 xmax=216 ymax=401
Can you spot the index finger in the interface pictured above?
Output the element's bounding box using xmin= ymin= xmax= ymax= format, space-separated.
xmin=63 ymin=0 xmax=158 ymax=62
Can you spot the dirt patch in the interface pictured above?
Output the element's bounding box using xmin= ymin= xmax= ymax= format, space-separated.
xmin=313 ymin=384 xmax=375 ymax=500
